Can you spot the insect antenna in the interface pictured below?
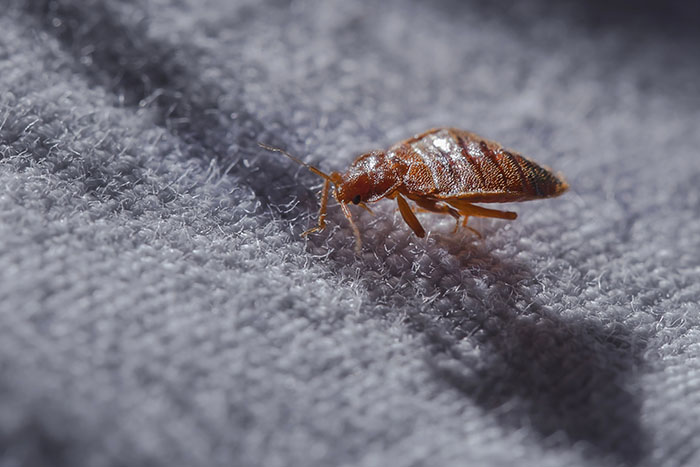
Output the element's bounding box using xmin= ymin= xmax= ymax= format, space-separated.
xmin=258 ymin=142 xmax=333 ymax=183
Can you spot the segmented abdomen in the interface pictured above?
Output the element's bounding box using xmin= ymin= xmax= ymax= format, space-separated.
xmin=390 ymin=128 xmax=568 ymax=202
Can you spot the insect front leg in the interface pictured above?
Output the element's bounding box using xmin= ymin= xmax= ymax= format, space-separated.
xmin=339 ymin=200 xmax=363 ymax=253
xmin=302 ymin=179 xmax=331 ymax=237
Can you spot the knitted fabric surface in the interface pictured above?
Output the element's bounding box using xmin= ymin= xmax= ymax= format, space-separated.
xmin=1 ymin=1 xmax=699 ymax=466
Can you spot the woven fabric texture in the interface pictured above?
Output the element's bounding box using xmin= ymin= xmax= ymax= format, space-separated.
xmin=1 ymin=1 xmax=699 ymax=466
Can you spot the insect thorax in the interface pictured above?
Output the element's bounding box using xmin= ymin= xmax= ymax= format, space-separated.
xmin=336 ymin=150 xmax=403 ymax=204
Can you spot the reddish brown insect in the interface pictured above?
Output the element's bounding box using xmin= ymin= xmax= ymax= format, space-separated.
xmin=260 ymin=127 xmax=568 ymax=251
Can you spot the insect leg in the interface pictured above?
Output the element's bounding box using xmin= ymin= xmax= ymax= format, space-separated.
xmin=396 ymin=194 xmax=426 ymax=238
xmin=407 ymin=197 xmax=484 ymax=237
xmin=339 ymin=200 xmax=363 ymax=253
xmin=458 ymin=219 xmax=482 ymax=238
xmin=302 ymin=178 xmax=331 ymax=237
xmin=446 ymin=199 xmax=517 ymax=221
xmin=410 ymin=197 xmax=460 ymax=220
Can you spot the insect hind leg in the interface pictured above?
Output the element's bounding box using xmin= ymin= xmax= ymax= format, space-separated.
xmin=409 ymin=197 xmax=482 ymax=237
xmin=410 ymin=197 xmax=460 ymax=221
xmin=446 ymin=199 xmax=517 ymax=221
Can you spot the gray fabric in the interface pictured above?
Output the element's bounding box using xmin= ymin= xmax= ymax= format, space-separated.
xmin=1 ymin=1 xmax=699 ymax=466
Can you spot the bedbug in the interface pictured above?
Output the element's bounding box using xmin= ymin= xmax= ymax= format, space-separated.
xmin=260 ymin=127 xmax=568 ymax=251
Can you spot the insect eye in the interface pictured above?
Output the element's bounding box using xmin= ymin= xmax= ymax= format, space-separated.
xmin=352 ymin=195 xmax=362 ymax=205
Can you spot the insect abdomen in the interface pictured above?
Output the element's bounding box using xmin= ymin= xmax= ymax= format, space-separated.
xmin=392 ymin=128 xmax=568 ymax=202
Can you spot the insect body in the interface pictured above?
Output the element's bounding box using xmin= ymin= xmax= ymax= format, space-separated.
xmin=260 ymin=127 xmax=568 ymax=251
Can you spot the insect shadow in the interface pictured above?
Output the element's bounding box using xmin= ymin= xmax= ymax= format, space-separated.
xmin=24 ymin=0 xmax=303 ymax=213
xmin=325 ymin=226 xmax=649 ymax=465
